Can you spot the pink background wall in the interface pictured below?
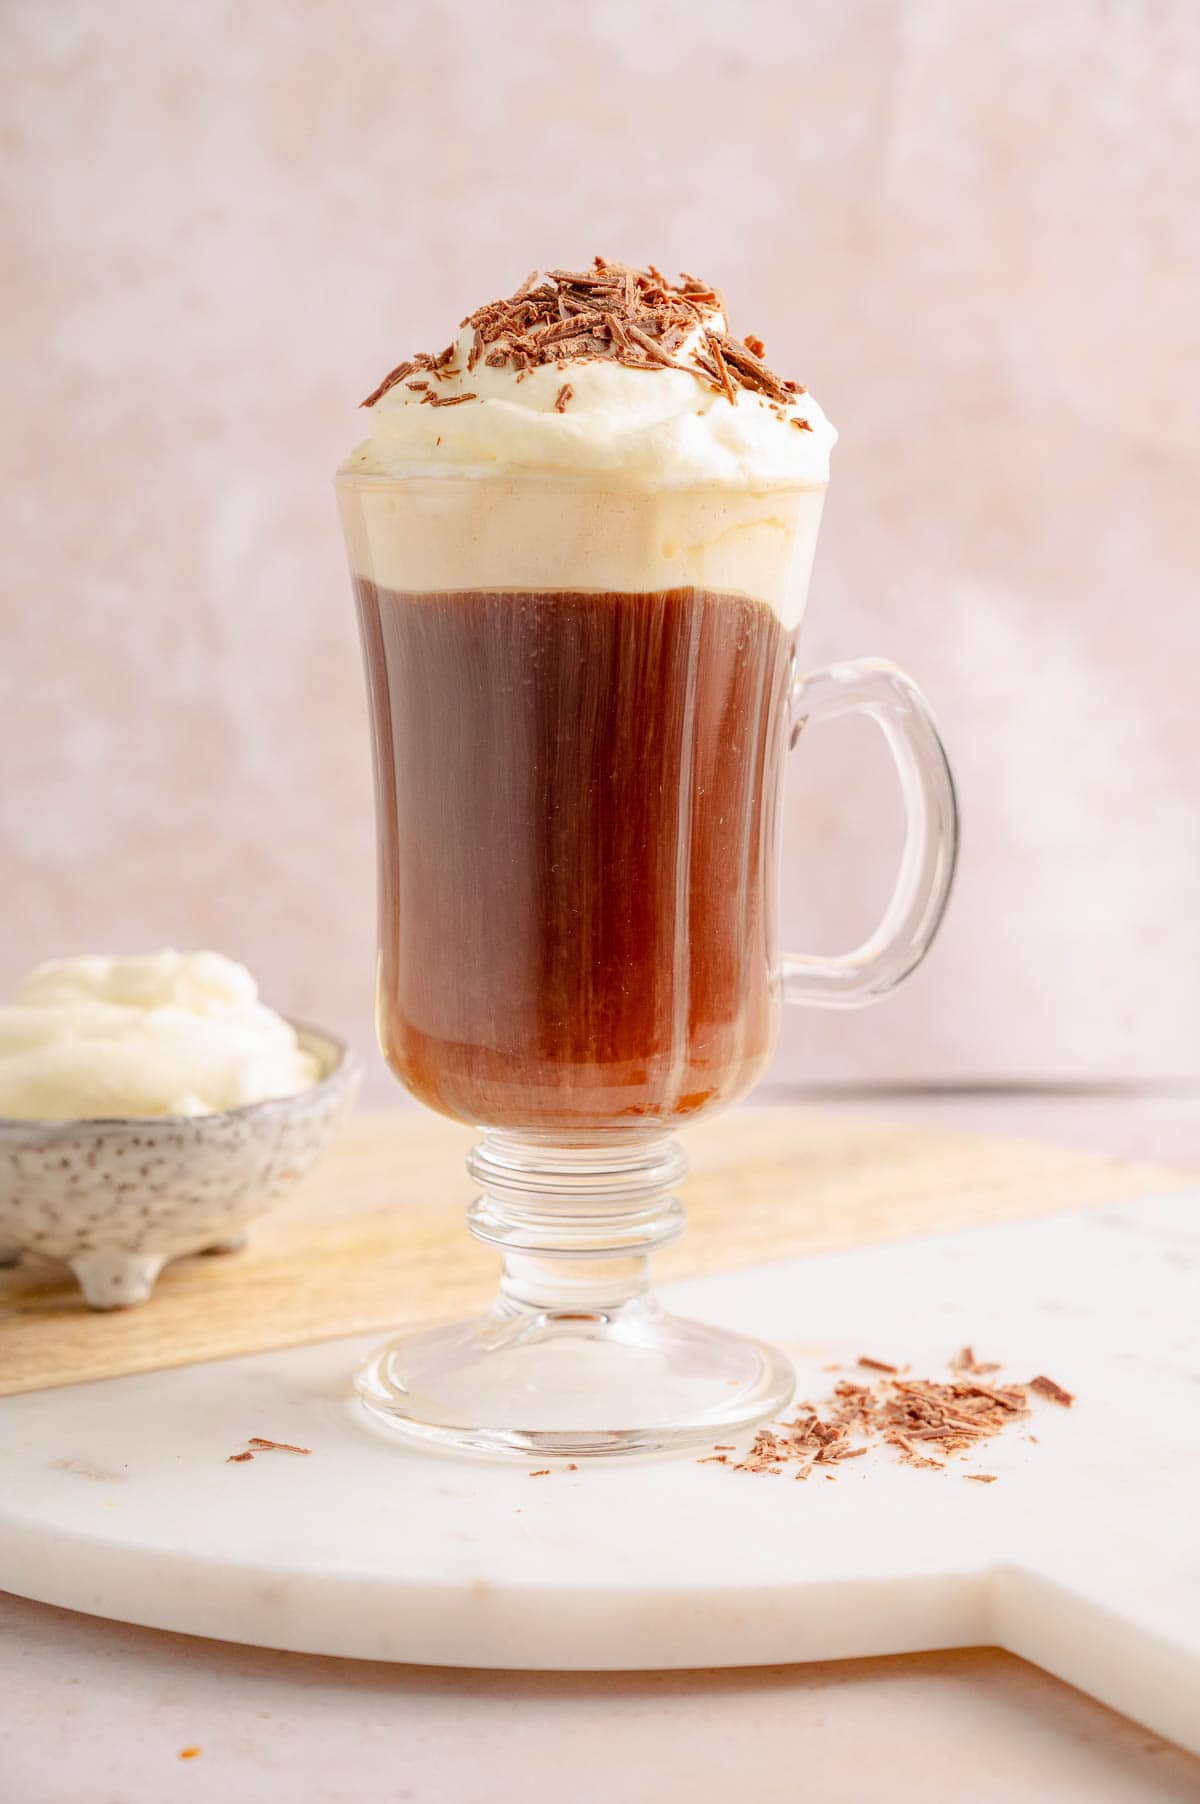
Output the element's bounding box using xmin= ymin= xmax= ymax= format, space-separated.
xmin=3 ymin=0 xmax=1198 ymax=1099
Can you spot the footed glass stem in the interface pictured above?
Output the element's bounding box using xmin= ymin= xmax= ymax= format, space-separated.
xmin=355 ymin=1130 xmax=795 ymax=1458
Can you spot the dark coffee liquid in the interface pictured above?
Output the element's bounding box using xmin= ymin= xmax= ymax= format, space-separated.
xmin=356 ymin=582 xmax=792 ymax=1130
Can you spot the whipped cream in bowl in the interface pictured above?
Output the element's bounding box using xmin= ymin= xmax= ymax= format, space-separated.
xmin=0 ymin=952 xmax=360 ymax=1308
xmin=0 ymin=950 xmax=323 ymax=1121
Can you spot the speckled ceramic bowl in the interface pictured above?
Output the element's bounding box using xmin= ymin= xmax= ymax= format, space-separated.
xmin=0 ymin=1024 xmax=360 ymax=1309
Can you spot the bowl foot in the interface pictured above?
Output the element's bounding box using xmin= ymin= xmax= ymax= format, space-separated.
xmin=70 ymin=1251 xmax=166 ymax=1310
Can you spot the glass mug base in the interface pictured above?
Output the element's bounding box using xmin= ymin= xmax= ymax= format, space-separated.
xmin=355 ymin=1307 xmax=796 ymax=1460
xmin=354 ymin=1130 xmax=796 ymax=1458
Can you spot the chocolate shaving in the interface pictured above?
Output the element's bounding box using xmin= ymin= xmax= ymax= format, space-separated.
xmin=965 ymin=1473 xmax=999 ymax=1483
xmin=226 ymin=1436 xmax=311 ymax=1462
xmin=359 ymin=359 xmax=416 ymax=408
xmin=420 ymin=390 xmax=478 ymax=407
xmin=621 ymin=319 xmax=686 ymax=370
xmin=529 ymin=1468 xmax=551 ymax=1477
xmin=705 ymin=331 xmax=736 ymax=403
xmin=554 ymin=383 xmax=573 ymax=413
xmin=1028 ymin=1375 xmax=1074 ymax=1407
xmin=709 ymin=331 xmax=793 ymax=402
xmin=679 ymin=271 xmax=722 ymax=303
xmin=529 ymin=316 xmax=599 ymax=348
xmin=697 ymin=1353 xmax=1069 ymax=1481
xmin=952 ymin=1346 xmax=1003 ymax=1375
xmin=359 ymin=257 xmax=811 ymax=414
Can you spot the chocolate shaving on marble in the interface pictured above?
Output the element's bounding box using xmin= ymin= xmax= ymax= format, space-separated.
xmin=226 ymin=1436 xmax=311 ymax=1463
xmin=1028 ymin=1374 xmax=1075 ymax=1407
xmin=952 ymin=1345 xmax=1003 ymax=1375
xmin=703 ymin=1357 xmax=1073 ymax=1483
xmin=359 ymin=257 xmax=813 ymax=414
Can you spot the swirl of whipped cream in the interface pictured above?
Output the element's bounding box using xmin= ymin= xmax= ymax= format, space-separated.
xmin=0 ymin=951 xmax=321 ymax=1120
xmin=344 ymin=318 xmax=835 ymax=488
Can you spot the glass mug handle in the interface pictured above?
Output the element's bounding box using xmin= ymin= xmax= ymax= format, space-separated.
xmin=783 ymin=658 xmax=958 ymax=1007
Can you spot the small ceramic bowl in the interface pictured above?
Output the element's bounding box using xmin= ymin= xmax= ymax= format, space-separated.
xmin=0 ymin=1024 xmax=360 ymax=1309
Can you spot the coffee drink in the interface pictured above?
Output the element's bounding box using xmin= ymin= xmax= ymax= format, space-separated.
xmin=339 ymin=259 xmax=836 ymax=1131
xmin=338 ymin=264 xmax=961 ymax=1457
xmin=356 ymin=579 xmax=792 ymax=1129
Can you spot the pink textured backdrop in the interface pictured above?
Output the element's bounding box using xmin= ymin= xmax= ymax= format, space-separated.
xmin=2 ymin=0 xmax=1198 ymax=1099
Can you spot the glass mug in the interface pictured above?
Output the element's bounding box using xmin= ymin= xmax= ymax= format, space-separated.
xmin=337 ymin=468 xmax=957 ymax=1456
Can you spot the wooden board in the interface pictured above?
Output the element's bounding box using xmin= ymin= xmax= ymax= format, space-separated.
xmin=0 ymin=1107 xmax=1190 ymax=1397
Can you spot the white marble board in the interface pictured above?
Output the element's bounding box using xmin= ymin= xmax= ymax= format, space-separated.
xmin=0 ymin=1196 xmax=1196 ymax=1753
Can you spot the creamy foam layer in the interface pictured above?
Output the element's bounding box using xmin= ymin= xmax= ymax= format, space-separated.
xmin=0 ymin=951 xmax=321 ymax=1120
xmin=338 ymin=271 xmax=835 ymax=627
xmin=338 ymin=473 xmax=826 ymax=628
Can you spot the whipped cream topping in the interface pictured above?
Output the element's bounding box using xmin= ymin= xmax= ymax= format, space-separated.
xmin=345 ymin=318 xmax=836 ymax=488
xmin=337 ymin=261 xmax=835 ymax=627
xmin=0 ymin=952 xmax=322 ymax=1121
